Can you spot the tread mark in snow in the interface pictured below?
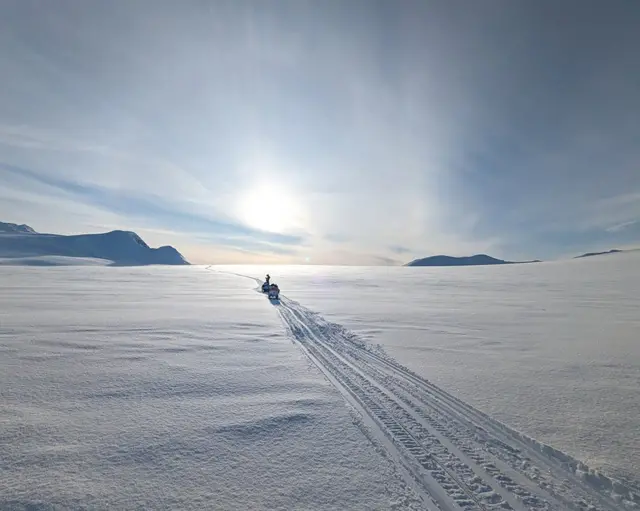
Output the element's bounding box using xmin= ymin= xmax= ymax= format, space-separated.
xmin=273 ymin=296 xmax=631 ymax=511
xmin=211 ymin=270 xmax=637 ymax=511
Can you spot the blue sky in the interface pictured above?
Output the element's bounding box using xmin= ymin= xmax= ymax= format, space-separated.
xmin=1 ymin=0 xmax=639 ymax=264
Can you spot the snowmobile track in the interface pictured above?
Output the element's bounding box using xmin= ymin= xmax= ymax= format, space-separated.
xmin=275 ymin=296 xmax=631 ymax=511
xmin=210 ymin=270 xmax=636 ymax=510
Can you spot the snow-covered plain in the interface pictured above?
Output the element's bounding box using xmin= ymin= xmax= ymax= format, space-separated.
xmin=249 ymin=251 xmax=640 ymax=485
xmin=0 ymin=255 xmax=113 ymax=266
xmin=1 ymin=254 xmax=639 ymax=509
xmin=0 ymin=267 xmax=419 ymax=510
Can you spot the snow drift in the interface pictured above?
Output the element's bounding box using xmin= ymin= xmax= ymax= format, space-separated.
xmin=0 ymin=222 xmax=189 ymax=266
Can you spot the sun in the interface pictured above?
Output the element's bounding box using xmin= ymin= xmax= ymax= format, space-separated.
xmin=238 ymin=183 xmax=303 ymax=233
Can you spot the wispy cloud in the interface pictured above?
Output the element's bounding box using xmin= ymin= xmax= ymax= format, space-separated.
xmin=0 ymin=163 xmax=306 ymax=249
xmin=389 ymin=245 xmax=411 ymax=254
xmin=371 ymin=255 xmax=403 ymax=266
xmin=0 ymin=124 xmax=108 ymax=153
xmin=0 ymin=1 xmax=638 ymax=263
xmin=324 ymin=233 xmax=352 ymax=244
xmin=606 ymin=219 xmax=639 ymax=233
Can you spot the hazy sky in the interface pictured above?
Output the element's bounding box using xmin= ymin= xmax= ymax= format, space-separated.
xmin=1 ymin=0 xmax=639 ymax=264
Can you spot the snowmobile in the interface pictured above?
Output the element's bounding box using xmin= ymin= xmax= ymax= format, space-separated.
xmin=268 ymin=283 xmax=280 ymax=300
xmin=261 ymin=281 xmax=270 ymax=293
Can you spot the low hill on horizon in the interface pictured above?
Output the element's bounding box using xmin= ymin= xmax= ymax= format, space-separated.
xmin=0 ymin=222 xmax=189 ymax=266
xmin=405 ymin=254 xmax=541 ymax=267
xmin=574 ymin=249 xmax=624 ymax=259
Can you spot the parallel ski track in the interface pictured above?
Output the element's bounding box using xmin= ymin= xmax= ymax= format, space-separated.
xmin=275 ymin=296 xmax=626 ymax=511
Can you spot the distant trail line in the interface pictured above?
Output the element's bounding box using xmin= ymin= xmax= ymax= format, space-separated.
xmin=220 ymin=270 xmax=638 ymax=511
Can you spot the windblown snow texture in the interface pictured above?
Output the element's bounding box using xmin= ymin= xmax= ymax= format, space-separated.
xmin=0 ymin=267 xmax=420 ymax=510
xmin=247 ymin=252 xmax=640 ymax=486
xmin=1 ymin=257 xmax=638 ymax=510
xmin=274 ymin=293 xmax=638 ymax=510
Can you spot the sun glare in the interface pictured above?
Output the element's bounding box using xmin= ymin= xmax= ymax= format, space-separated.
xmin=238 ymin=183 xmax=303 ymax=233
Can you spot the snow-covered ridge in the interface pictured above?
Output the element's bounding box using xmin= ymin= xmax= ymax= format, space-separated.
xmin=0 ymin=222 xmax=189 ymax=266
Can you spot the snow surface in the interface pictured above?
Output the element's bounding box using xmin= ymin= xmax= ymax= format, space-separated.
xmin=0 ymin=255 xmax=113 ymax=266
xmin=1 ymin=257 xmax=639 ymax=509
xmin=244 ymin=251 xmax=640 ymax=485
xmin=0 ymin=266 xmax=418 ymax=510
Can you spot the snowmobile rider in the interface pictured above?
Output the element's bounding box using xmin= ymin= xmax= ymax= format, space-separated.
xmin=265 ymin=274 xmax=270 ymax=284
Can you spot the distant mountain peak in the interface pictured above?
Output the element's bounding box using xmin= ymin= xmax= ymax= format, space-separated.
xmin=0 ymin=222 xmax=37 ymax=234
xmin=0 ymin=222 xmax=189 ymax=266
xmin=103 ymin=230 xmax=151 ymax=249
